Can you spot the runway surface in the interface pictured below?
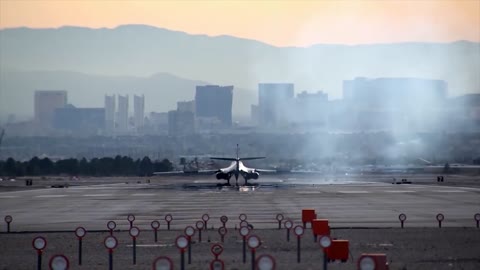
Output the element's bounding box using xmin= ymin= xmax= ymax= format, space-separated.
xmin=1 ymin=174 xmax=479 ymax=231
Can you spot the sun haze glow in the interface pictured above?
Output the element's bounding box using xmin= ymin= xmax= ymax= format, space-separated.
xmin=0 ymin=0 xmax=479 ymax=47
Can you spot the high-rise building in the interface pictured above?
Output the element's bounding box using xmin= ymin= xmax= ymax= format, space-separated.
xmin=53 ymin=105 xmax=105 ymax=135
xmin=105 ymin=95 xmax=116 ymax=133
xmin=117 ymin=95 xmax=129 ymax=132
xmin=195 ymin=85 xmax=233 ymax=127
xmin=168 ymin=110 xmax=195 ymax=136
xmin=133 ymin=95 xmax=145 ymax=131
xmin=293 ymin=91 xmax=329 ymax=126
xmin=258 ymin=83 xmax=294 ymax=126
xmin=177 ymin=100 xmax=195 ymax=113
xmin=34 ymin=90 xmax=67 ymax=129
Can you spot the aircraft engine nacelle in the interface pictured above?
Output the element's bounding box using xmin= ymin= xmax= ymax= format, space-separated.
xmin=246 ymin=172 xmax=259 ymax=180
xmin=216 ymin=172 xmax=230 ymax=180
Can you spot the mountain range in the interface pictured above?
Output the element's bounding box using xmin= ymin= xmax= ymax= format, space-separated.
xmin=1 ymin=24 xmax=479 ymax=119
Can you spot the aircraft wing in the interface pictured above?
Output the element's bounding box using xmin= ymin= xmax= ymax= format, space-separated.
xmin=153 ymin=169 xmax=218 ymax=175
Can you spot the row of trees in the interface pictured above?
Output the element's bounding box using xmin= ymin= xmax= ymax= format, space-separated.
xmin=0 ymin=156 xmax=174 ymax=177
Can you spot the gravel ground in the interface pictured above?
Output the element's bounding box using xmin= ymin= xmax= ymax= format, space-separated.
xmin=1 ymin=227 xmax=479 ymax=270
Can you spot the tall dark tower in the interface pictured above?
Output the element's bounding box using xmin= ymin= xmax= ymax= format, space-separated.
xmin=195 ymin=85 xmax=234 ymax=127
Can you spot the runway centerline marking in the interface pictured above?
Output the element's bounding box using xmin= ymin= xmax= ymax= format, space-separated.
xmin=0 ymin=195 xmax=19 ymax=198
xmin=83 ymin=194 xmax=113 ymax=197
xmin=337 ymin=191 xmax=369 ymax=194
xmin=432 ymin=190 xmax=467 ymax=193
xmin=131 ymin=193 xmax=155 ymax=196
xmin=384 ymin=190 xmax=416 ymax=193
xmin=36 ymin=195 xmax=68 ymax=198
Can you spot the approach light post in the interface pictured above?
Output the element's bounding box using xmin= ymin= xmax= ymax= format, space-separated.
xmin=211 ymin=243 xmax=224 ymax=260
xmin=127 ymin=214 xmax=135 ymax=229
xmin=184 ymin=226 xmax=195 ymax=264
xmin=220 ymin=215 xmax=228 ymax=228
xmin=210 ymin=244 xmax=225 ymax=270
xmin=151 ymin=220 xmax=160 ymax=242
xmin=239 ymin=226 xmax=250 ymax=263
xmin=5 ymin=215 xmax=12 ymax=233
xmin=275 ymin=214 xmax=284 ymax=230
xmin=218 ymin=226 xmax=227 ymax=243
xmin=48 ymin=254 xmax=69 ymax=270
xmin=239 ymin=213 xmax=247 ymax=222
xmin=358 ymin=256 xmax=376 ymax=270
xmin=240 ymin=220 xmax=249 ymax=228
xmin=107 ymin=221 xmax=116 ymax=236
xmin=293 ymin=225 xmax=304 ymax=263
xmin=398 ymin=213 xmax=407 ymax=229
xmin=74 ymin=227 xmax=86 ymax=265
xmin=152 ymin=256 xmax=174 ymax=270
xmin=196 ymin=220 xmax=205 ymax=242
xmin=202 ymin=214 xmax=210 ymax=230
xmin=33 ymin=236 xmax=47 ymax=270
xmin=104 ymin=235 xmax=118 ymax=270
xmin=165 ymin=214 xmax=173 ymax=230
xmin=319 ymin=235 xmax=332 ymax=270
xmin=256 ymin=254 xmax=276 ymax=270
xmin=247 ymin=235 xmax=261 ymax=270
xmin=474 ymin=213 xmax=480 ymax=228
xmin=436 ymin=213 xmax=445 ymax=228
xmin=284 ymin=220 xmax=293 ymax=242
xmin=175 ymin=235 xmax=189 ymax=270
xmin=129 ymin=226 xmax=140 ymax=265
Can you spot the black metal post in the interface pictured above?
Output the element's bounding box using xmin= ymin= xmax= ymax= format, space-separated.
xmin=180 ymin=251 xmax=185 ymax=270
xmin=37 ymin=251 xmax=42 ymax=270
xmin=401 ymin=221 xmax=404 ymax=229
xmin=205 ymin=221 xmax=208 ymax=230
xmin=109 ymin=229 xmax=113 ymax=236
xmin=167 ymin=222 xmax=170 ymax=230
xmin=287 ymin=229 xmax=290 ymax=242
xmin=7 ymin=223 xmax=10 ymax=233
xmin=79 ymin=238 xmax=83 ymax=265
xmin=133 ymin=238 xmax=136 ymax=264
xmin=251 ymin=249 xmax=255 ymax=270
xmin=198 ymin=230 xmax=202 ymax=242
xmin=221 ymin=235 xmax=224 ymax=243
xmin=297 ymin=237 xmax=301 ymax=263
xmin=242 ymin=237 xmax=246 ymax=263
xmin=188 ymin=239 xmax=192 ymax=264
xmin=439 ymin=220 xmax=442 ymax=228
xmin=108 ymin=251 xmax=113 ymax=270
xmin=314 ymin=234 xmax=317 ymax=242
xmin=323 ymin=251 xmax=328 ymax=270
xmin=278 ymin=221 xmax=281 ymax=229
xmin=154 ymin=230 xmax=158 ymax=242
xmin=477 ymin=220 xmax=479 ymax=228
xmin=129 ymin=221 xmax=133 ymax=229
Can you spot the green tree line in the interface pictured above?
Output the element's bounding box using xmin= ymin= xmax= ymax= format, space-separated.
xmin=0 ymin=156 xmax=173 ymax=177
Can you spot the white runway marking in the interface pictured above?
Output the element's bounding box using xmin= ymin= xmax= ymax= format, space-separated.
xmin=338 ymin=191 xmax=369 ymax=194
xmin=131 ymin=193 xmax=155 ymax=196
xmin=432 ymin=190 xmax=467 ymax=193
xmin=384 ymin=190 xmax=416 ymax=193
xmin=83 ymin=194 xmax=113 ymax=197
xmin=0 ymin=195 xmax=18 ymax=198
xmin=296 ymin=191 xmax=322 ymax=194
xmin=36 ymin=195 xmax=68 ymax=198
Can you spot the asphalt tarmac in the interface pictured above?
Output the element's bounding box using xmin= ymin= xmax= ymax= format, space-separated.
xmin=0 ymin=174 xmax=479 ymax=231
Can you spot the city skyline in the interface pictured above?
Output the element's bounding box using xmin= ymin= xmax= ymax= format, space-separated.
xmin=0 ymin=0 xmax=479 ymax=46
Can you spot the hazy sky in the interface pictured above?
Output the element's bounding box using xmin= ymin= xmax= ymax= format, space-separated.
xmin=1 ymin=0 xmax=479 ymax=47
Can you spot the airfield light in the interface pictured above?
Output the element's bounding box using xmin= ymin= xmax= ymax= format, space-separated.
xmin=151 ymin=220 xmax=160 ymax=242
xmin=202 ymin=214 xmax=210 ymax=229
xmin=474 ymin=213 xmax=480 ymax=228
xmin=284 ymin=219 xmax=293 ymax=242
xmin=210 ymin=259 xmax=225 ymax=270
xmin=48 ymin=254 xmax=69 ymax=270
xmin=239 ymin=213 xmax=247 ymax=222
xmin=104 ymin=236 xmax=118 ymax=270
xmin=256 ymin=254 xmax=276 ymax=270
xmin=398 ymin=213 xmax=407 ymax=228
xmin=240 ymin=225 xmax=250 ymax=263
xmin=107 ymin=221 xmax=116 ymax=235
xmin=184 ymin=226 xmax=195 ymax=264
xmin=211 ymin=243 xmax=224 ymax=259
xmin=220 ymin=215 xmax=228 ymax=227
xmin=218 ymin=226 xmax=228 ymax=243
xmin=358 ymin=256 xmax=376 ymax=270
xmin=247 ymin=235 xmax=261 ymax=270
xmin=175 ymin=235 xmax=189 ymax=270
xmin=196 ymin=220 xmax=205 ymax=242
xmin=127 ymin=214 xmax=135 ymax=228
xmin=275 ymin=214 xmax=284 ymax=229
xmin=293 ymin=225 xmax=304 ymax=263
xmin=152 ymin=256 xmax=173 ymax=270
xmin=165 ymin=214 xmax=173 ymax=230
xmin=4 ymin=215 xmax=12 ymax=233
xmin=129 ymin=226 xmax=140 ymax=265
xmin=74 ymin=227 xmax=86 ymax=265
xmin=436 ymin=213 xmax=445 ymax=228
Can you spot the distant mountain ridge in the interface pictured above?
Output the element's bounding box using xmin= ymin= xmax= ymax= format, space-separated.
xmin=0 ymin=24 xmax=479 ymax=118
